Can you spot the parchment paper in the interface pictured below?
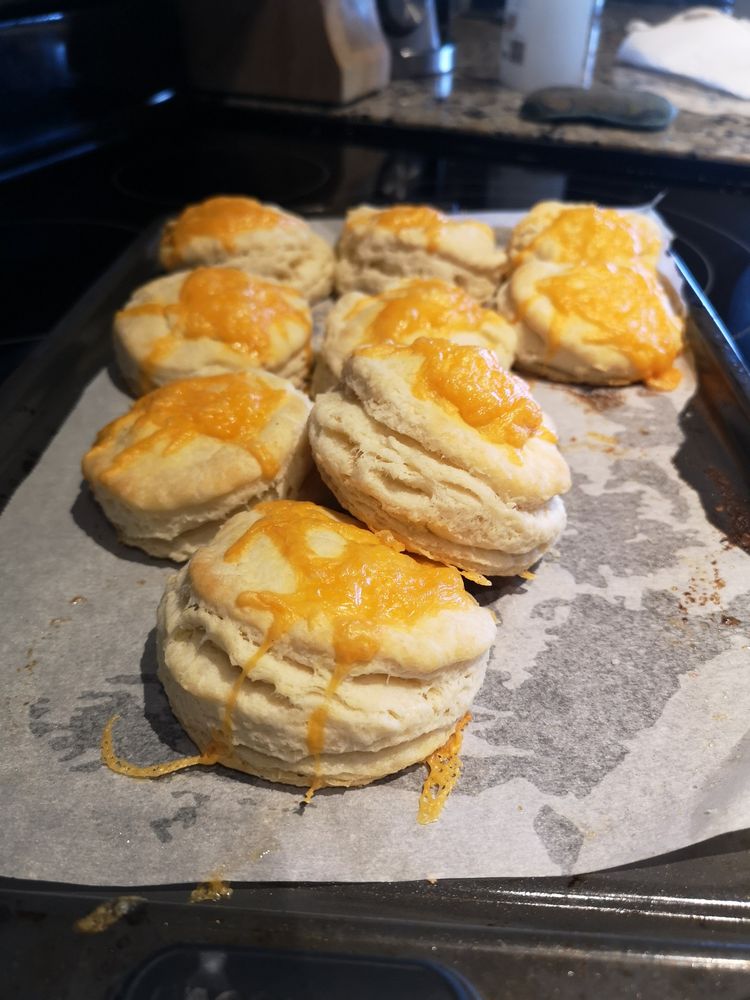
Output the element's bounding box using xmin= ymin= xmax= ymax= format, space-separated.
xmin=1 ymin=213 xmax=749 ymax=886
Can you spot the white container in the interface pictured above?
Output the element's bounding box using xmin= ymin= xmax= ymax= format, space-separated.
xmin=499 ymin=0 xmax=603 ymax=93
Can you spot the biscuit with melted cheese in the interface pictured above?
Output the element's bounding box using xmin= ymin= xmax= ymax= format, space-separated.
xmin=159 ymin=196 xmax=334 ymax=302
xmin=335 ymin=205 xmax=507 ymax=304
xmin=114 ymin=266 xmax=312 ymax=395
xmin=498 ymin=259 xmax=684 ymax=387
xmin=157 ymin=500 xmax=495 ymax=787
xmin=82 ymin=373 xmax=311 ymax=561
xmin=309 ymin=338 xmax=570 ymax=579
xmin=508 ymin=201 xmax=663 ymax=270
xmin=312 ymin=277 xmax=517 ymax=394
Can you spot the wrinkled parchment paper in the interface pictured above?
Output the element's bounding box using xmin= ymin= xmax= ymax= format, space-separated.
xmin=1 ymin=213 xmax=749 ymax=885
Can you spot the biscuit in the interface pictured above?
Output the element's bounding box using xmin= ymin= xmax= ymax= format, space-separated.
xmin=313 ymin=277 xmax=517 ymax=394
xmin=335 ymin=205 xmax=507 ymax=303
xmin=309 ymin=338 xmax=570 ymax=579
xmin=508 ymin=201 xmax=663 ymax=270
xmin=82 ymin=372 xmax=311 ymax=561
xmin=159 ymin=196 xmax=334 ymax=302
xmin=114 ymin=266 xmax=312 ymax=395
xmin=498 ymin=259 xmax=684 ymax=387
xmin=157 ymin=500 xmax=495 ymax=788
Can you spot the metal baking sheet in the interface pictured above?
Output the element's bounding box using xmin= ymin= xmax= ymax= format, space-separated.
xmin=1 ymin=213 xmax=749 ymax=889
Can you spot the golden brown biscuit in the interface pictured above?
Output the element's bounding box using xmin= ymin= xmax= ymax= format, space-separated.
xmin=335 ymin=205 xmax=507 ymax=303
xmin=159 ymin=196 xmax=334 ymax=302
xmin=310 ymin=338 xmax=570 ymax=579
xmin=82 ymin=373 xmax=311 ymax=561
xmin=508 ymin=201 xmax=663 ymax=270
xmin=157 ymin=500 xmax=495 ymax=788
xmin=312 ymin=277 xmax=517 ymax=394
xmin=498 ymin=259 xmax=684 ymax=388
xmin=114 ymin=266 xmax=312 ymax=395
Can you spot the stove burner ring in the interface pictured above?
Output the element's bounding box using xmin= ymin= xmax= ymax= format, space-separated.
xmin=112 ymin=144 xmax=331 ymax=209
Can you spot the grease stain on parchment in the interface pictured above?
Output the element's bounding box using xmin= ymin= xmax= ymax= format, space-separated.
xmin=26 ymin=631 xmax=199 ymax=774
xmin=151 ymin=790 xmax=210 ymax=844
xmin=533 ymin=805 xmax=585 ymax=871
xmin=463 ymin=589 xmax=734 ymax=799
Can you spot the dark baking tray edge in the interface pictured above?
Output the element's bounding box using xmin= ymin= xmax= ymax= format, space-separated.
xmin=3 ymin=223 xmax=750 ymax=999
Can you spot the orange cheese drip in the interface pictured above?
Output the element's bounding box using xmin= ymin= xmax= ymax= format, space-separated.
xmin=164 ymin=196 xmax=290 ymax=258
xmin=190 ymin=878 xmax=234 ymax=903
xmin=75 ymin=896 xmax=144 ymax=934
xmin=101 ymin=714 xmax=220 ymax=778
xmin=119 ymin=303 xmax=164 ymax=320
xmin=528 ymin=206 xmax=658 ymax=266
xmin=418 ymin=712 xmax=471 ymax=824
xmin=645 ymin=365 xmax=682 ymax=392
xmin=371 ymin=205 xmax=493 ymax=251
xmin=118 ymin=268 xmax=310 ymax=388
xmin=220 ymin=636 xmax=273 ymax=745
xmin=223 ymin=500 xmax=473 ymax=790
xmin=348 ymin=279 xmax=495 ymax=346
xmin=90 ymin=373 xmax=286 ymax=481
xmin=364 ymin=338 xmax=549 ymax=451
xmin=537 ymin=264 xmax=681 ymax=382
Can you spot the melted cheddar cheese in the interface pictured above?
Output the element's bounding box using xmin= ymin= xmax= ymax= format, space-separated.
xmin=365 ymin=205 xmax=493 ymax=251
xmin=346 ymin=278 xmax=497 ymax=347
xmin=190 ymin=878 xmax=234 ymax=903
xmin=118 ymin=268 xmax=310 ymax=390
xmin=418 ymin=712 xmax=470 ymax=824
xmin=360 ymin=338 xmax=551 ymax=452
xmin=162 ymin=196 xmax=292 ymax=262
xmin=101 ymin=500 xmax=478 ymax=813
xmin=89 ymin=373 xmax=286 ymax=481
xmin=521 ymin=205 xmax=661 ymax=267
xmin=224 ymin=501 xmax=473 ymax=784
xmin=172 ymin=268 xmax=305 ymax=354
xmin=101 ymin=714 xmax=220 ymax=778
xmin=535 ymin=263 xmax=681 ymax=383
xmin=75 ymin=896 xmax=144 ymax=933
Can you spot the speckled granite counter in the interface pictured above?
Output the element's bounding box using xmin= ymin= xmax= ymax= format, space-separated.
xmin=226 ymin=3 xmax=750 ymax=173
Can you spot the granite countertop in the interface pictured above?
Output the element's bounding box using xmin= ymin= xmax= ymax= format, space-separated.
xmin=230 ymin=3 xmax=750 ymax=172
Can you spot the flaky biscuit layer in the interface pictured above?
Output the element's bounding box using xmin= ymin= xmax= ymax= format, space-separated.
xmin=314 ymin=279 xmax=517 ymax=395
xmin=498 ymin=260 xmax=684 ymax=386
xmin=114 ymin=268 xmax=312 ymax=395
xmin=335 ymin=205 xmax=507 ymax=304
xmin=82 ymin=372 xmax=312 ymax=561
xmin=157 ymin=507 xmax=494 ymax=786
xmin=309 ymin=346 xmax=570 ymax=577
xmin=159 ymin=198 xmax=334 ymax=302
xmin=507 ymin=201 xmax=663 ymax=270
